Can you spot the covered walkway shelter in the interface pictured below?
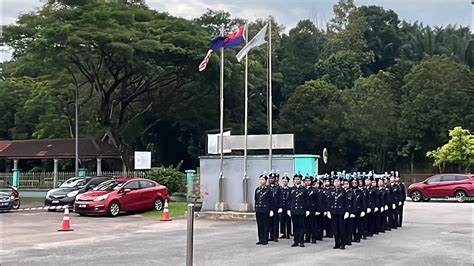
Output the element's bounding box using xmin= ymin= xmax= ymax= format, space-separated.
xmin=0 ymin=138 xmax=122 ymax=187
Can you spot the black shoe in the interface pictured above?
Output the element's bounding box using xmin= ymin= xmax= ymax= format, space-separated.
xmin=340 ymin=245 xmax=346 ymax=250
xmin=273 ymin=239 xmax=278 ymax=242
xmin=300 ymin=243 xmax=305 ymax=247
xmin=286 ymin=236 xmax=290 ymax=239
xmin=375 ymin=232 xmax=379 ymax=235
xmin=311 ymin=240 xmax=317 ymax=244
xmin=354 ymin=239 xmax=360 ymax=243
xmin=291 ymin=243 xmax=299 ymax=247
xmin=347 ymin=242 xmax=352 ymax=246
xmin=262 ymin=242 xmax=268 ymax=245
xmin=256 ymin=242 xmax=263 ymax=245
xmin=362 ymin=236 xmax=367 ymax=240
xmin=280 ymin=234 xmax=287 ymax=239
xmin=304 ymin=239 xmax=310 ymax=243
xmin=333 ymin=246 xmax=340 ymax=249
xmin=387 ymin=229 xmax=391 ymax=231
xmin=368 ymin=234 xmax=373 ymax=237
xmin=381 ymin=230 xmax=386 ymax=233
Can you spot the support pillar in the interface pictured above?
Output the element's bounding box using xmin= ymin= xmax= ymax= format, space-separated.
xmin=12 ymin=159 xmax=19 ymax=187
xmin=185 ymin=170 xmax=196 ymax=202
xmin=53 ymin=159 xmax=59 ymax=188
xmin=97 ymin=158 xmax=102 ymax=176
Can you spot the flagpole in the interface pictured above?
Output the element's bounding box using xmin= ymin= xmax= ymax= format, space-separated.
xmin=217 ymin=24 xmax=226 ymax=211
xmin=268 ymin=20 xmax=273 ymax=172
xmin=242 ymin=23 xmax=249 ymax=207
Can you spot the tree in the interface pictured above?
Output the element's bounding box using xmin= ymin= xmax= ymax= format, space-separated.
xmin=399 ymin=55 xmax=474 ymax=172
xmin=278 ymin=79 xmax=346 ymax=169
xmin=314 ymin=50 xmax=362 ymax=90
xmin=328 ymin=0 xmax=356 ymax=32
xmin=354 ymin=5 xmax=402 ymax=74
xmin=279 ymin=20 xmax=325 ymax=98
xmin=3 ymin=1 xmax=214 ymax=167
xmin=427 ymin=126 xmax=474 ymax=172
xmin=344 ymin=71 xmax=398 ymax=171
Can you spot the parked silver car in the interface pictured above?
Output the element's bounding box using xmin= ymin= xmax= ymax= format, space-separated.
xmin=0 ymin=191 xmax=14 ymax=212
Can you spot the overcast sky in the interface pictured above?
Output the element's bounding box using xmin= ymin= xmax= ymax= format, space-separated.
xmin=1 ymin=0 xmax=473 ymax=61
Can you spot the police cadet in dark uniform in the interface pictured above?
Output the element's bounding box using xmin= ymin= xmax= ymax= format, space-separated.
xmin=268 ymin=172 xmax=282 ymax=242
xmin=255 ymin=173 xmax=271 ymax=245
xmin=343 ymin=175 xmax=357 ymax=246
xmin=323 ymin=173 xmax=334 ymax=238
xmin=389 ymin=172 xmax=400 ymax=230
xmin=359 ymin=173 xmax=370 ymax=240
xmin=351 ymin=174 xmax=366 ymax=242
xmin=306 ymin=175 xmax=322 ymax=244
xmin=303 ymin=175 xmax=315 ymax=243
xmin=327 ymin=175 xmax=348 ymax=250
xmin=377 ymin=177 xmax=389 ymax=233
xmin=313 ymin=177 xmax=325 ymax=241
xmin=370 ymin=177 xmax=380 ymax=236
xmin=280 ymin=174 xmax=292 ymax=239
xmin=288 ymin=173 xmax=308 ymax=247
xmin=366 ymin=174 xmax=376 ymax=237
xmin=383 ymin=176 xmax=393 ymax=231
xmin=395 ymin=171 xmax=406 ymax=227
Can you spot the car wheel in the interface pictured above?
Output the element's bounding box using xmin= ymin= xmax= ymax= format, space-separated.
xmin=154 ymin=198 xmax=164 ymax=211
xmin=455 ymin=190 xmax=467 ymax=203
xmin=108 ymin=201 xmax=121 ymax=217
xmin=410 ymin=190 xmax=422 ymax=202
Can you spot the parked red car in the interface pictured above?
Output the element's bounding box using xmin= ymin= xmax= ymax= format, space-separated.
xmin=74 ymin=177 xmax=169 ymax=217
xmin=407 ymin=174 xmax=474 ymax=202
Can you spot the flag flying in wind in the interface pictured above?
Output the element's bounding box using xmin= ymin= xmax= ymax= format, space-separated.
xmin=199 ymin=26 xmax=246 ymax=72
xmin=210 ymin=26 xmax=246 ymax=50
xmin=236 ymin=24 xmax=268 ymax=62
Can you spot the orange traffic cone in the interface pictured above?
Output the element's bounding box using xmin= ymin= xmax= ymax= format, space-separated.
xmin=160 ymin=200 xmax=172 ymax=221
xmin=58 ymin=207 xmax=74 ymax=231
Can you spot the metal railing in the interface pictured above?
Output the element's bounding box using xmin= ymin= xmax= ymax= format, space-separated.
xmin=0 ymin=171 xmax=149 ymax=189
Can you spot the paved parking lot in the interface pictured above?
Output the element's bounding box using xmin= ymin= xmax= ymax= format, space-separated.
xmin=0 ymin=200 xmax=473 ymax=265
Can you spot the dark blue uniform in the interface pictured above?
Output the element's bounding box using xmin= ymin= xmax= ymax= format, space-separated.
xmin=327 ymin=186 xmax=347 ymax=249
xmin=378 ymin=185 xmax=389 ymax=232
xmin=389 ymin=182 xmax=401 ymax=229
xmin=367 ymin=185 xmax=377 ymax=236
xmin=268 ymin=183 xmax=282 ymax=241
xmin=353 ymin=186 xmax=367 ymax=242
xmin=280 ymin=186 xmax=292 ymax=238
xmin=255 ymin=185 xmax=271 ymax=244
xmin=289 ymin=185 xmax=307 ymax=246
xmin=344 ymin=187 xmax=357 ymax=245
xmin=306 ymin=186 xmax=322 ymax=243
xmin=398 ymin=182 xmax=406 ymax=227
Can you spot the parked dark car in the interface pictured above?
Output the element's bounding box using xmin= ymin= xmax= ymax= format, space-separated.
xmin=45 ymin=176 xmax=111 ymax=209
xmin=0 ymin=191 xmax=14 ymax=212
xmin=74 ymin=177 xmax=169 ymax=217
xmin=407 ymin=174 xmax=474 ymax=202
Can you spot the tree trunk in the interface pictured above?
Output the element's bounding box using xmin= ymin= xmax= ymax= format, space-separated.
xmin=410 ymin=153 xmax=414 ymax=174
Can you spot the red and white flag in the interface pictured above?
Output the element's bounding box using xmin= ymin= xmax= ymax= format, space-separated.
xmin=199 ymin=49 xmax=213 ymax=72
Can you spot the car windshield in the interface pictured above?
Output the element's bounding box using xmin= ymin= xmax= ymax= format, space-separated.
xmin=94 ymin=180 xmax=125 ymax=191
xmin=59 ymin=177 xmax=86 ymax=188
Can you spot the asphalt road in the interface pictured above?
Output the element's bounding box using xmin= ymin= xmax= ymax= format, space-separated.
xmin=0 ymin=200 xmax=473 ymax=266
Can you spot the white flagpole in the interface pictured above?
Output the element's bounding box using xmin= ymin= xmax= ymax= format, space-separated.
xmin=217 ymin=24 xmax=226 ymax=211
xmin=268 ymin=20 xmax=273 ymax=172
xmin=243 ymin=23 xmax=249 ymax=205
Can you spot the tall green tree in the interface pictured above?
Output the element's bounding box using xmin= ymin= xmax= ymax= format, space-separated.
xmin=399 ymin=55 xmax=474 ymax=172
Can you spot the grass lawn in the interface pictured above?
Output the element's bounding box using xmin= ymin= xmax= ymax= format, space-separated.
xmin=143 ymin=201 xmax=188 ymax=219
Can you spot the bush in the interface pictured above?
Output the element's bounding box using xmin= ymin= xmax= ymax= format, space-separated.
xmin=147 ymin=162 xmax=186 ymax=195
